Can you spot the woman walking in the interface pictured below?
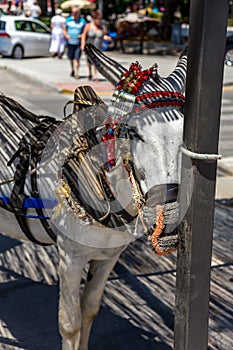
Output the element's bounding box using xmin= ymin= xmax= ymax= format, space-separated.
xmin=81 ymin=11 xmax=111 ymax=81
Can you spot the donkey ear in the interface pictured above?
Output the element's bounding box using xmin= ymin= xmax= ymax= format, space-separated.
xmin=164 ymin=45 xmax=188 ymax=93
xmin=85 ymin=43 xmax=127 ymax=85
xmin=73 ymin=85 xmax=105 ymax=113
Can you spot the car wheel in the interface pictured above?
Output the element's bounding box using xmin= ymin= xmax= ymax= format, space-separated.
xmin=12 ymin=45 xmax=24 ymax=59
xmin=225 ymin=48 xmax=233 ymax=66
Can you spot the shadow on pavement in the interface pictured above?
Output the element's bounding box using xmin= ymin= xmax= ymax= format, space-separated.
xmin=0 ymin=271 xmax=173 ymax=350
xmin=0 ymin=234 xmax=22 ymax=254
xmin=91 ymin=305 xmax=172 ymax=350
xmin=0 ymin=279 xmax=60 ymax=350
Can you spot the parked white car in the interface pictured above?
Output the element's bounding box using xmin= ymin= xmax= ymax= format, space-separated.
xmin=0 ymin=15 xmax=51 ymax=59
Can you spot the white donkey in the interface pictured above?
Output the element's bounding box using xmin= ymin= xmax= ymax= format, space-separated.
xmin=0 ymin=44 xmax=188 ymax=350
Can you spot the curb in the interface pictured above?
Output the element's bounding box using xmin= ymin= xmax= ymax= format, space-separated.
xmin=0 ymin=61 xmax=113 ymax=98
xmin=56 ymin=81 xmax=114 ymax=96
xmin=0 ymin=60 xmax=114 ymax=97
xmin=223 ymin=84 xmax=233 ymax=91
xmin=0 ymin=63 xmax=62 ymax=94
xmin=60 ymin=88 xmax=75 ymax=94
xmin=59 ymin=89 xmax=113 ymax=95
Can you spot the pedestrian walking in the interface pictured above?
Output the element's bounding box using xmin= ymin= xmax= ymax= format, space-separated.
xmin=49 ymin=8 xmax=66 ymax=59
xmin=64 ymin=6 xmax=86 ymax=79
xmin=81 ymin=11 xmax=112 ymax=81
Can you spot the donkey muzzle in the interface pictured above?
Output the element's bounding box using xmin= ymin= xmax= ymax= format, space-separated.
xmin=144 ymin=184 xmax=180 ymax=255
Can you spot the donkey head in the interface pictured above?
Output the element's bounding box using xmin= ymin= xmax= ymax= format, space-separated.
xmin=82 ymin=44 xmax=189 ymax=254
xmin=43 ymin=45 xmax=189 ymax=252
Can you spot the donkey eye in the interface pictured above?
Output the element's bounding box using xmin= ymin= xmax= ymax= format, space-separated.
xmin=128 ymin=127 xmax=144 ymax=143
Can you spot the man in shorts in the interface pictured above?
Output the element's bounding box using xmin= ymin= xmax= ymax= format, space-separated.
xmin=64 ymin=7 xmax=86 ymax=79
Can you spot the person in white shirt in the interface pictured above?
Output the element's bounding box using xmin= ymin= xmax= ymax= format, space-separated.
xmin=49 ymin=8 xmax=66 ymax=58
xmin=29 ymin=1 xmax=41 ymax=19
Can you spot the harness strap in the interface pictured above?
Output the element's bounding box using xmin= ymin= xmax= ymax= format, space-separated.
xmin=2 ymin=117 xmax=61 ymax=245
xmin=15 ymin=212 xmax=52 ymax=246
xmin=0 ymin=196 xmax=57 ymax=209
xmin=0 ymin=199 xmax=53 ymax=245
xmin=30 ymin=118 xmax=60 ymax=243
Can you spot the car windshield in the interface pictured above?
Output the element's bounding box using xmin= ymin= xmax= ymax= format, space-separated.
xmin=0 ymin=21 xmax=6 ymax=31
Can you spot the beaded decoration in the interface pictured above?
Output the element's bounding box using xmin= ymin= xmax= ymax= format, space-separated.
xmin=101 ymin=114 xmax=129 ymax=169
xmin=116 ymin=61 xmax=157 ymax=95
xmin=116 ymin=61 xmax=185 ymax=108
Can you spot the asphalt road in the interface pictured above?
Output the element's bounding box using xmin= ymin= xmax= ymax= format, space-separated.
xmin=0 ymin=68 xmax=72 ymax=119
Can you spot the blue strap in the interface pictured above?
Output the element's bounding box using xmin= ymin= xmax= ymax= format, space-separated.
xmin=24 ymin=214 xmax=50 ymax=220
xmin=0 ymin=196 xmax=57 ymax=208
xmin=0 ymin=196 xmax=58 ymax=219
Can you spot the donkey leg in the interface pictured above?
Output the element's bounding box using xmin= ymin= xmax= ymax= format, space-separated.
xmin=57 ymin=238 xmax=87 ymax=350
xmin=79 ymin=251 xmax=124 ymax=350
